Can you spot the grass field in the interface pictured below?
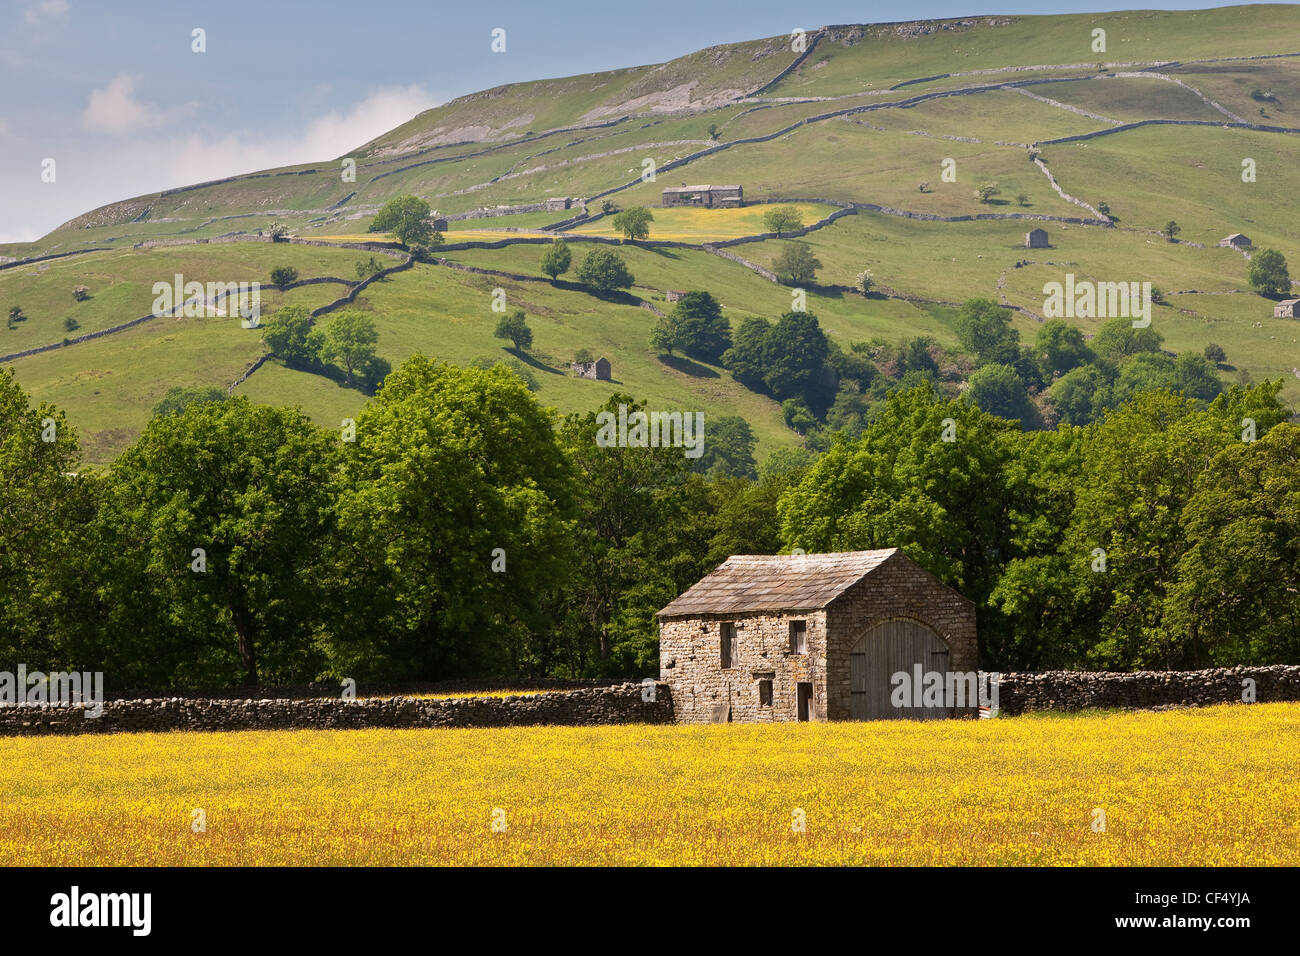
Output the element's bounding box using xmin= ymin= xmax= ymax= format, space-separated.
xmin=0 ymin=702 xmax=1294 ymax=865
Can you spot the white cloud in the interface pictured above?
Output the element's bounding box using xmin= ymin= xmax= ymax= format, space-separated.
xmin=165 ymin=85 xmax=439 ymax=184
xmin=1 ymin=85 xmax=441 ymax=243
xmin=82 ymin=73 xmax=185 ymax=135
xmin=25 ymin=0 xmax=69 ymax=26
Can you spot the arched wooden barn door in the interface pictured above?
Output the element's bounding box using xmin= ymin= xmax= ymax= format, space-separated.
xmin=849 ymin=618 xmax=952 ymax=721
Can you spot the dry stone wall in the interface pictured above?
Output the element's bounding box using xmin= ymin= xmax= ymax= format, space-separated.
xmin=994 ymin=665 xmax=1300 ymax=715
xmin=0 ymin=682 xmax=673 ymax=736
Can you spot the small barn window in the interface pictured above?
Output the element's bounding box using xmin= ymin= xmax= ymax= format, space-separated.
xmin=720 ymin=622 xmax=736 ymax=669
xmin=789 ymin=620 xmax=807 ymax=654
xmin=758 ymin=679 xmax=773 ymax=707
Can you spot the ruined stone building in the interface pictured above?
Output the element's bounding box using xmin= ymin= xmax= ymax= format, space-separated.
xmin=658 ymin=549 xmax=977 ymax=723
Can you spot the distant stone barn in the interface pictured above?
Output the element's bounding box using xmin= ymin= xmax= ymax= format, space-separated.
xmin=1274 ymin=298 xmax=1300 ymax=319
xmin=1025 ymin=227 xmax=1049 ymax=249
xmin=657 ymin=549 xmax=977 ymax=723
xmin=571 ymin=357 xmax=611 ymax=380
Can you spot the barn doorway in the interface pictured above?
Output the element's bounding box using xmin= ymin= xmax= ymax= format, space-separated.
xmin=796 ymin=682 xmax=813 ymax=721
xmin=849 ymin=619 xmax=952 ymax=721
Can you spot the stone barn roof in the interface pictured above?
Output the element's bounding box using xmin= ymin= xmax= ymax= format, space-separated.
xmin=658 ymin=549 xmax=902 ymax=617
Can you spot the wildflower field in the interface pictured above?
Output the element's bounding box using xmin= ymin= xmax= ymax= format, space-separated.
xmin=1 ymin=703 xmax=1295 ymax=866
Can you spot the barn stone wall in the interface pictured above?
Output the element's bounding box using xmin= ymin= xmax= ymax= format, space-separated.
xmin=824 ymin=554 xmax=978 ymax=720
xmin=659 ymin=611 xmax=828 ymax=723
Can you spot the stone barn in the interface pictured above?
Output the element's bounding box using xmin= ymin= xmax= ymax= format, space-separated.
xmin=1025 ymin=228 xmax=1049 ymax=248
xmin=1274 ymin=298 xmax=1300 ymax=319
xmin=571 ymin=356 xmax=612 ymax=380
xmin=661 ymin=185 xmax=744 ymax=208
xmin=1218 ymin=233 xmax=1252 ymax=248
xmin=657 ymin=549 xmax=977 ymax=724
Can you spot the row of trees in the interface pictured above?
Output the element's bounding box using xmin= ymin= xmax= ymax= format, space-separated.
xmin=4 ymin=358 xmax=1295 ymax=686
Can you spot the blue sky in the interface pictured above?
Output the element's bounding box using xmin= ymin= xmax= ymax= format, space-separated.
xmin=0 ymin=0 xmax=1269 ymax=242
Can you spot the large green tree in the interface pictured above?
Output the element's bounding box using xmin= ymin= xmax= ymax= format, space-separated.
xmin=324 ymin=357 xmax=576 ymax=680
xmin=369 ymin=195 xmax=436 ymax=247
xmin=92 ymin=398 xmax=337 ymax=686
xmin=576 ymin=248 xmax=635 ymax=293
xmin=1247 ymin=248 xmax=1290 ymax=297
xmin=0 ymin=370 xmax=93 ymax=667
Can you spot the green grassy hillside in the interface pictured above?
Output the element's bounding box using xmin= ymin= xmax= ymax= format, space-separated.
xmin=2 ymin=4 xmax=1299 ymax=467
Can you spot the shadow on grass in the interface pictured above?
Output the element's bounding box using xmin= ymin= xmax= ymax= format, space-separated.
xmin=657 ymin=353 xmax=720 ymax=378
xmin=506 ymin=348 xmax=565 ymax=375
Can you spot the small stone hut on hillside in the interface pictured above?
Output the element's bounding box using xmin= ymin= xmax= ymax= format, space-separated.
xmin=571 ymin=357 xmax=611 ymax=380
xmin=1275 ymin=298 xmax=1300 ymax=319
xmin=1025 ymin=227 xmax=1049 ymax=248
xmin=657 ymin=549 xmax=977 ymax=724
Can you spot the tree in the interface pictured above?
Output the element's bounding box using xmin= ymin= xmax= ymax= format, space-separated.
xmin=707 ymin=123 xmax=719 ymax=140
xmin=1016 ymin=193 xmax=1030 ymax=207
xmin=772 ymin=241 xmax=821 ymax=285
xmin=918 ymin=182 xmax=930 ymax=193
xmin=965 ymin=363 xmax=1034 ymax=422
xmin=0 ymin=369 xmax=92 ymax=667
xmin=270 ymin=265 xmax=298 ymax=289
xmin=369 ymin=195 xmax=434 ymax=247
xmin=261 ymin=305 xmax=319 ymax=366
xmin=63 ymin=317 xmax=79 ymax=332
xmin=777 ymin=381 xmax=1019 ymax=624
xmin=7 ymin=305 xmax=25 ymax=329
xmin=855 ymin=270 xmax=874 ymax=295
xmin=573 ymin=348 xmax=594 ymax=365
xmin=324 ymin=356 xmax=576 ymax=679
xmin=268 ymin=222 xmax=289 ymax=240
xmin=72 ymin=285 xmax=90 ymax=301
xmin=1162 ymin=220 xmax=1181 ymax=241
xmin=721 ymin=317 xmax=772 ymax=391
xmin=761 ymin=311 xmax=830 ymax=402
xmin=975 ymin=182 xmax=1001 ymax=203
xmin=1091 ymin=316 xmax=1164 ymax=363
xmin=319 ymin=310 xmax=380 ymax=386
xmin=540 ymin=239 xmax=572 ymax=281
xmin=494 ymin=309 xmax=533 ymax=352
xmin=1247 ymin=248 xmax=1291 ymax=297
xmin=1203 ymin=343 xmax=1226 ymax=364
xmin=690 ymin=415 xmax=757 ymax=480
xmin=93 ymin=398 xmax=337 ymax=686
xmin=600 ymin=199 xmax=618 ymax=215
xmin=1036 ymin=319 xmax=1094 ymax=378
xmin=356 ymin=256 xmax=384 ymax=280
xmin=1168 ymin=420 xmax=1300 ymax=664
xmin=576 ymin=248 xmax=634 ymax=293
xmin=612 ymin=207 xmax=653 ymax=241
xmin=1050 ymin=363 xmax=1111 ymax=425
xmin=1097 ymin=201 xmax=1111 ymax=217
xmin=152 ymin=385 xmax=227 ymax=418
xmin=1171 ymin=352 xmax=1223 ymax=403
xmin=763 ymin=205 xmax=804 ymax=236
xmin=556 ymin=394 xmax=701 ymax=672
xmin=668 ymin=291 xmax=730 ymax=364
xmin=956 ymin=298 xmax=1019 ymax=365
xmin=649 ymin=314 xmax=681 ymax=355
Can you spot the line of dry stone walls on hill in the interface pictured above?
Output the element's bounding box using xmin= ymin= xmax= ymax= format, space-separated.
xmin=1 ymin=667 xmax=1298 ymax=735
